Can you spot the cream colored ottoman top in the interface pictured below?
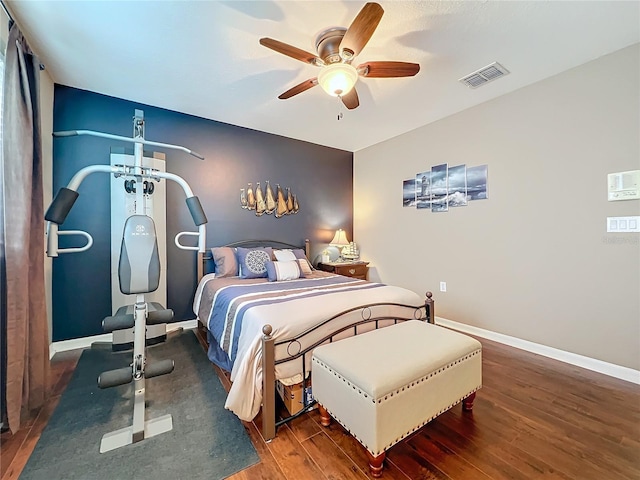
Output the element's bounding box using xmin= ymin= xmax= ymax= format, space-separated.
xmin=312 ymin=320 xmax=482 ymax=400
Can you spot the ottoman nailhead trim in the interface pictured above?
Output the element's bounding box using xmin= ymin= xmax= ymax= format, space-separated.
xmin=322 ymin=387 xmax=481 ymax=457
xmin=378 ymin=386 xmax=482 ymax=454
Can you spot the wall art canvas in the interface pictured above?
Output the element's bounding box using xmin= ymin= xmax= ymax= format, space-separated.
xmin=430 ymin=163 xmax=449 ymax=212
xmin=402 ymin=178 xmax=416 ymax=207
xmin=466 ymin=164 xmax=488 ymax=200
xmin=415 ymin=171 xmax=431 ymax=209
xmin=447 ymin=164 xmax=468 ymax=207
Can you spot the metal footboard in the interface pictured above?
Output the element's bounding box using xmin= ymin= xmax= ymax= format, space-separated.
xmin=261 ymin=291 xmax=434 ymax=441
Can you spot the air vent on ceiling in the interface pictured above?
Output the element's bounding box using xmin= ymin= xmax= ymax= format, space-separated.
xmin=459 ymin=62 xmax=510 ymax=89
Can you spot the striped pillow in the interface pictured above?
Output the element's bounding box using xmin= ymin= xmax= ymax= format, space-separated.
xmin=265 ymin=260 xmax=303 ymax=282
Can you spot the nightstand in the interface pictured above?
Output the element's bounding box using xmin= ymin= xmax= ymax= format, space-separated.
xmin=317 ymin=261 xmax=369 ymax=280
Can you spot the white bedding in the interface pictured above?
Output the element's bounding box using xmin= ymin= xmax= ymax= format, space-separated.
xmin=193 ymin=273 xmax=425 ymax=421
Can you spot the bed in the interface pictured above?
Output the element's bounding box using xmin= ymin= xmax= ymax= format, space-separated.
xmin=193 ymin=239 xmax=434 ymax=441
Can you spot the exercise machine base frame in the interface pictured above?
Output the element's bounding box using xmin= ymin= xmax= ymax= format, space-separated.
xmin=100 ymin=413 xmax=173 ymax=453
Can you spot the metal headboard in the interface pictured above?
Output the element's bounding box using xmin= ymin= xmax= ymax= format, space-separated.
xmin=198 ymin=238 xmax=310 ymax=280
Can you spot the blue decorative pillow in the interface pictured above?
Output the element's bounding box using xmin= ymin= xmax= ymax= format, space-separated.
xmin=237 ymin=247 xmax=273 ymax=279
xmin=265 ymin=260 xmax=304 ymax=282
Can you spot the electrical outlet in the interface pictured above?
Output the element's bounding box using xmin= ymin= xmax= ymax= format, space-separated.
xmin=439 ymin=281 xmax=447 ymax=292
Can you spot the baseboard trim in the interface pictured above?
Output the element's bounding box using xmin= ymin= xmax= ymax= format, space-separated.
xmin=51 ymin=317 xmax=639 ymax=384
xmin=49 ymin=319 xmax=198 ymax=359
xmin=435 ymin=317 xmax=640 ymax=385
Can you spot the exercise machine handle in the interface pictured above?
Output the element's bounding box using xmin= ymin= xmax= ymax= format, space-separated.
xmin=45 ymin=187 xmax=79 ymax=224
xmin=174 ymin=195 xmax=207 ymax=252
xmin=175 ymin=224 xmax=206 ymax=253
xmin=185 ymin=196 xmax=207 ymax=226
xmin=58 ymin=230 xmax=94 ymax=253
xmin=46 ymin=223 xmax=93 ymax=257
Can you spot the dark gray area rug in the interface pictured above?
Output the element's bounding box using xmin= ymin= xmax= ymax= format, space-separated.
xmin=20 ymin=330 xmax=259 ymax=480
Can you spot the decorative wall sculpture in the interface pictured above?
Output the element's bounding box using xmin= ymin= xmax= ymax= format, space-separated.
xmin=241 ymin=181 xmax=299 ymax=217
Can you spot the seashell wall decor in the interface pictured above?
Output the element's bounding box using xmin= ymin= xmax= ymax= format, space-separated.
xmin=241 ymin=181 xmax=299 ymax=217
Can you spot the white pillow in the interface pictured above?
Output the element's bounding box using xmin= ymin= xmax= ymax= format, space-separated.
xmin=274 ymin=249 xmax=297 ymax=261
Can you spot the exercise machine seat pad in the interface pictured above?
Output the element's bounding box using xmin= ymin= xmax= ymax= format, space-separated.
xmin=119 ymin=215 xmax=160 ymax=294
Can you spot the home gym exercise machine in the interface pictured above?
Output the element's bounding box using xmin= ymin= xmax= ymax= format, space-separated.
xmin=45 ymin=110 xmax=207 ymax=453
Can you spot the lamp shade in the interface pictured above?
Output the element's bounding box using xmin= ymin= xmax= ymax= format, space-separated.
xmin=317 ymin=63 xmax=358 ymax=97
xmin=330 ymin=229 xmax=350 ymax=247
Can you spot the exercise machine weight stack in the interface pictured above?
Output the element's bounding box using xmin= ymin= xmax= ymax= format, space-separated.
xmin=110 ymin=147 xmax=168 ymax=351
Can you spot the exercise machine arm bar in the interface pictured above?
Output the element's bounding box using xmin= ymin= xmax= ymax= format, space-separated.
xmin=154 ymin=171 xmax=208 ymax=253
xmin=53 ymin=129 xmax=205 ymax=160
xmin=45 ymin=166 xmax=207 ymax=256
xmin=45 ymin=165 xmax=118 ymax=257
xmin=153 ymin=171 xmax=208 ymax=253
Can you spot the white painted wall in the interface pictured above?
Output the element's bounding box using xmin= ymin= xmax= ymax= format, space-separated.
xmin=354 ymin=44 xmax=640 ymax=370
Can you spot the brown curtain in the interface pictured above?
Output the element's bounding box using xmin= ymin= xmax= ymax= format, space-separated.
xmin=1 ymin=22 xmax=49 ymax=433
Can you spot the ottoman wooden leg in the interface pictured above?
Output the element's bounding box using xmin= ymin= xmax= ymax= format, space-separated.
xmin=463 ymin=392 xmax=476 ymax=411
xmin=318 ymin=404 xmax=331 ymax=427
xmin=366 ymin=450 xmax=385 ymax=478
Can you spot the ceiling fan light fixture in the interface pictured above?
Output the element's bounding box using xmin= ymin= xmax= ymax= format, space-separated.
xmin=318 ymin=63 xmax=358 ymax=97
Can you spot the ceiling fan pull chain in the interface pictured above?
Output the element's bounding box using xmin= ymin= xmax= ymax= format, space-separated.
xmin=336 ymin=96 xmax=344 ymax=121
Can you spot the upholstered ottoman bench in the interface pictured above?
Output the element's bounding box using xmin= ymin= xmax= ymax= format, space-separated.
xmin=311 ymin=320 xmax=482 ymax=478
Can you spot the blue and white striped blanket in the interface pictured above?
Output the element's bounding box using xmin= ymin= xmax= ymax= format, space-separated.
xmin=197 ymin=273 xmax=382 ymax=365
xmin=192 ymin=270 xmax=424 ymax=421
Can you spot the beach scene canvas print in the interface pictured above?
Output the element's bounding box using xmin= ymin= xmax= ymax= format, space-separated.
xmin=430 ymin=163 xmax=448 ymax=212
xmin=415 ymin=171 xmax=431 ymax=209
xmin=466 ymin=165 xmax=488 ymax=200
xmin=403 ymin=163 xmax=488 ymax=211
xmin=447 ymin=164 xmax=468 ymax=207
xmin=403 ymin=178 xmax=416 ymax=207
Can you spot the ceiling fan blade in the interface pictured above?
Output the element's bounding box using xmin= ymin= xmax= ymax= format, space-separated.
xmin=339 ymin=2 xmax=384 ymax=59
xmin=358 ymin=61 xmax=420 ymax=78
xmin=278 ymin=78 xmax=319 ymax=99
xmin=260 ymin=38 xmax=322 ymax=66
xmin=341 ymin=88 xmax=360 ymax=110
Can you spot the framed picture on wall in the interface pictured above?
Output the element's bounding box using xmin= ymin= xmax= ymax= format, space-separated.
xmin=431 ymin=163 xmax=448 ymax=212
xmin=415 ymin=171 xmax=431 ymax=209
xmin=403 ymin=178 xmax=416 ymax=207
xmin=447 ymin=164 xmax=468 ymax=207
xmin=466 ymin=165 xmax=488 ymax=200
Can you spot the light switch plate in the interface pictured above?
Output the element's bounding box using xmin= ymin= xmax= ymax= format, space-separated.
xmin=607 ymin=216 xmax=640 ymax=232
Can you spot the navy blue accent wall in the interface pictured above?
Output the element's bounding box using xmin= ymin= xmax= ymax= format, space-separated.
xmin=52 ymin=85 xmax=353 ymax=341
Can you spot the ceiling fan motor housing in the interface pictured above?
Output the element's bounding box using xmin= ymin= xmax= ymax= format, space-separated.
xmin=316 ymin=28 xmax=348 ymax=64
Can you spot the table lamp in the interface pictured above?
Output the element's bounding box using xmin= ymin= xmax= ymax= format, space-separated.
xmin=330 ymin=229 xmax=350 ymax=262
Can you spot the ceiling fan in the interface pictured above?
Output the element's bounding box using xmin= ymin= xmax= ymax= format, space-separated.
xmin=259 ymin=2 xmax=420 ymax=110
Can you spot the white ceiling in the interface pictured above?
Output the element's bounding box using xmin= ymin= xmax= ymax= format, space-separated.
xmin=6 ymin=1 xmax=640 ymax=152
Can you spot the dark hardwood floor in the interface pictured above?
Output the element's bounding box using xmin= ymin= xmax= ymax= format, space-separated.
xmin=2 ymin=330 xmax=639 ymax=480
